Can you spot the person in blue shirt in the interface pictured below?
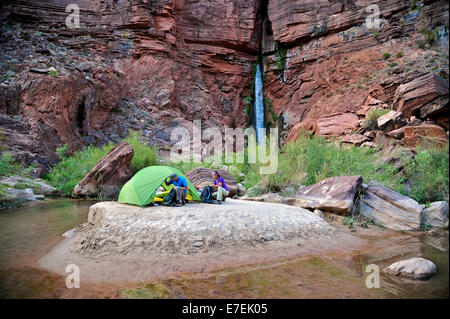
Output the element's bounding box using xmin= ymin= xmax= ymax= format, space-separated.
xmin=164 ymin=173 xmax=189 ymax=206
xmin=165 ymin=173 xmax=189 ymax=193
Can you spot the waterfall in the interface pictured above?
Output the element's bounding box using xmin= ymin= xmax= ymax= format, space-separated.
xmin=253 ymin=63 xmax=265 ymax=144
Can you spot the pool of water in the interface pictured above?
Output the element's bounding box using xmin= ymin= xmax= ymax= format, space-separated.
xmin=0 ymin=199 xmax=448 ymax=298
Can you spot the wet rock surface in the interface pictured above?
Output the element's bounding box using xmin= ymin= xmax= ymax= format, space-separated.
xmin=422 ymin=201 xmax=449 ymax=229
xmin=0 ymin=175 xmax=60 ymax=210
xmin=384 ymin=257 xmax=437 ymax=280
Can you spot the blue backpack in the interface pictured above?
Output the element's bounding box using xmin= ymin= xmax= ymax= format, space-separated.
xmin=200 ymin=186 xmax=222 ymax=204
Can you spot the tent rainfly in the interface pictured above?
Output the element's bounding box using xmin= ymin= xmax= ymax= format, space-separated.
xmin=118 ymin=166 xmax=201 ymax=207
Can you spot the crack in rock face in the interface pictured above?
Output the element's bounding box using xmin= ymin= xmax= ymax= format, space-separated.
xmin=69 ymin=200 xmax=336 ymax=257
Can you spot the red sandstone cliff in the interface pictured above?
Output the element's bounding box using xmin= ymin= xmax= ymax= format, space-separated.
xmin=0 ymin=0 xmax=448 ymax=175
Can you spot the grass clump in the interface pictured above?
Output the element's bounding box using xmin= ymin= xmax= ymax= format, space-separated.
xmin=402 ymin=143 xmax=449 ymax=203
xmin=48 ymin=69 xmax=58 ymax=78
xmin=45 ymin=130 xmax=158 ymax=196
xmin=263 ymin=133 xmax=402 ymax=192
xmin=172 ymin=133 xmax=448 ymax=203
xmin=0 ymin=152 xmax=31 ymax=178
xmin=363 ymin=108 xmax=391 ymax=130
xmin=275 ymin=43 xmax=287 ymax=72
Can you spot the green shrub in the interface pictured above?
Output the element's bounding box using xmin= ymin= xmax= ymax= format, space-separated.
xmin=264 ymin=133 xmax=402 ymax=191
xmin=201 ymin=133 xmax=403 ymax=194
xmin=0 ymin=152 xmax=26 ymax=177
xmin=56 ymin=144 xmax=69 ymax=158
xmin=403 ymin=143 xmax=449 ymax=202
xmin=48 ymin=69 xmax=58 ymax=78
xmin=383 ymin=52 xmax=391 ymax=60
xmin=45 ymin=143 xmax=115 ymax=196
xmin=396 ymin=52 xmax=404 ymax=58
xmin=168 ymin=133 xmax=449 ymax=203
xmin=46 ymin=131 xmax=158 ymax=196
xmin=275 ymin=43 xmax=287 ymax=71
xmin=123 ymin=130 xmax=158 ymax=173
xmin=420 ymin=27 xmax=438 ymax=45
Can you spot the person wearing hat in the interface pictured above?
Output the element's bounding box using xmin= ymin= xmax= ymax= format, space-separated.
xmin=164 ymin=173 xmax=189 ymax=206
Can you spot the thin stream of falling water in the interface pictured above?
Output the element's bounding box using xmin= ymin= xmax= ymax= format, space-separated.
xmin=253 ymin=63 xmax=265 ymax=144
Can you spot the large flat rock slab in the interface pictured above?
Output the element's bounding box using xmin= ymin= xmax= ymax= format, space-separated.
xmin=39 ymin=200 xmax=363 ymax=283
xmin=70 ymin=200 xmax=335 ymax=257
xmin=360 ymin=184 xmax=423 ymax=231
xmin=243 ymin=176 xmax=362 ymax=215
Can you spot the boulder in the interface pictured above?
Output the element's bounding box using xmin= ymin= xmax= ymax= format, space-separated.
xmin=286 ymin=120 xmax=317 ymax=143
xmin=243 ymin=176 xmax=363 ymax=215
xmin=69 ymin=200 xmax=335 ymax=256
xmin=383 ymin=257 xmax=437 ymax=280
xmin=360 ymin=184 xmax=423 ymax=231
xmin=393 ymin=73 xmax=449 ymax=120
xmin=72 ymin=142 xmax=134 ymax=199
xmin=422 ymin=201 xmax=449 ymax=229
xmin=373 ymin=131 xmax=398 ymax=149
xmin=295 ymin=176 xmax=363 ymax=215
xmin=316 ymin=113 xmax=359 ymax=137
xmin=377 ymin=110 xmax=405 ymax=132
xmin=387 ymin=126 xmax=407 ymax=139
xmin=0 ymin=176 xmax=58 ymax=196
xmin=361 ymin=141 xmax=375 ymax=148
xmin=185 ymin=167 xmax=238 ymax=197
xmin=338 ymin=134 xmax=368 ymax=145
xmin=237 ymin=183 xmax=246 ymax=196
xmin=6 ymin=188 xmax=36 ymax=201
xmin=402 ymin=124 xmax=448 ymax=148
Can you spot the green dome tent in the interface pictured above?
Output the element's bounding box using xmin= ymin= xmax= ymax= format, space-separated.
xmin=118 ymin=166 xmax=201 ymax=207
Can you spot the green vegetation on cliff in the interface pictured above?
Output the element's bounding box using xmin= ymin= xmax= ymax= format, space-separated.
xmin=238 ymin=133 xmax=403 ymax=194
xmin=39 ymin=131 xmax=449 ymax=202
xmin=192 ymin=133 xmax=449 ymax=203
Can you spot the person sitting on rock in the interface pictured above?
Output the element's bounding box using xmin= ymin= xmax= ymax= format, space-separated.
xmin=210 ymin=170 xmax=229 ymax=202
xmin=164 ymin=173 xmax=189 ymax=206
